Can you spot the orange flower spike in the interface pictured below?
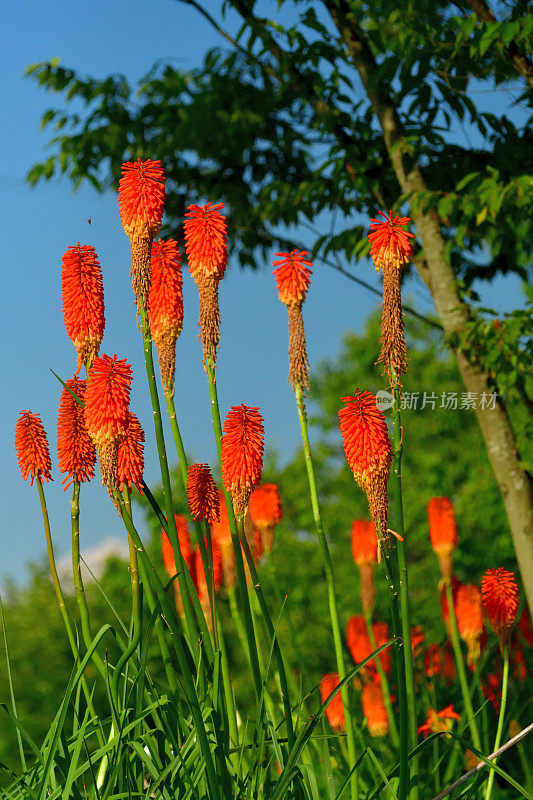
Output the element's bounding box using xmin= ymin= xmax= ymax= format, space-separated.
xmin=410 ymin=625 xmax=425 ymax=656
xmin=272 ymin=249 xmax=313 ymax=307
xmin=249 ymin=483 xmax=283 ymax=555
xmin=117 ymin=412 xmax=145 ymax=494
xmin=351 ymin=520 xmax=378 ymax=566
xmin=184 ymin=203 xmax=227 ymax=283
xmin=455 ymin=583 xmax=485 ymax=665
xmin=84 ymin=354 xmax=132 ymax=490
xmin=362 ymin=682 xmax=389 ymax=737
xmin=57 ymin=377 xmax=96 ymax=489
xmin=346 ymin=615 xmax=388 ymax=676
xmin=211 ymin=490 xmax=236 ymax=589
xmin=149 ymin=239 xmax=183 ymax=395
xmin=15 ymin=411 xmax=52 ymax=485
xmin=481 ymin=568 xmax=519 ymax=652
xmin=161 ymin=514 xmax=193 ymax=577
xmin=418 ymin=704 xmax=460 ymax=738
xmin=339 ymin=390 xmax=395 ymax=551
xmin=221 ymin=404 xmax=264 ymax=519
xmin=194 ymin=537 xmax=223 ymax=631
xmin=367 ymin=210 xmax=414 ymax=272
xmin=118 ymin=158 xmax=166 ymax=310
xmin=320 ymin=673 xmax=346 ymax=732
xmin=187 ymin=463 xmax=220 ymax=524
xmin=118 ymin=159 xmax=165 ymax=241
xmin=372 ymin=621 xmax=392 ymax=674
xmin=61 ymin=244 xmax=105 ymax=372
xmin=273 ymin=250 xmax=312 ymax=390
xmin=427 ymin=497 xmax=458 ymax=579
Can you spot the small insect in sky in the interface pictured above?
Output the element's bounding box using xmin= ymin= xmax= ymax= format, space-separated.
xmin=86 ymin=218 xmax=92 ymax=225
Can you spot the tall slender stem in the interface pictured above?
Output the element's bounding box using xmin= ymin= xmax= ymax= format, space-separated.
xmin=294 ymin=383 xmax=358 ymax=800
xmin=445 ymin=580 xmax=482 ymax=751
xmin=391 ymin=383 xmax=418 ymax=799
xmin=484 ymin=653 xmax=509 ymax=800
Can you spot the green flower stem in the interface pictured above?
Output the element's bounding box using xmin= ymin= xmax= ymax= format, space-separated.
xmin=111 ymin=486 xmax=142 ymax=703
xmin=294 ymin=383 xmax=358 ymax=800
xmin=216 ymin=613 xmax=240 ymax=756
xmin=36 ymin=479 xmax=104 ymax=742
xmin=391 ymin=383 xmax=418 ymax=799
xmin=364 ymin=609 xmax=399 ymax=747
xmin=428 ymin=683 xmax=440 ymax=794
xmin=111 ymin=488 xmax=221 ymax=800
xmin=139 ymin=308 xmax=200 ymax=652
xmin=71 ymin=479 xmax=108 ymax=682
xmin=484 ymin=652 xmax=509 ymax=800
xmin=445 ymin=580 xmax=482 ymax=752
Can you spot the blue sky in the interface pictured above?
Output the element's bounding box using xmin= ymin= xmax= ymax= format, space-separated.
xmin=0 ymin=1 xmax=525 ymax=588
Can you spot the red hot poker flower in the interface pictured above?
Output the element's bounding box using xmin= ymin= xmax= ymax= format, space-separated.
xmin=15 ymin=411 xmax=52 ymax=485
xmin=339 ymin=391 xmax=394 ymax=548
xmin=118 ymin=159 xmax=165 ymax=241
xmin=272 ymin=250 xmax=313 ymax=307
xmin=221 ymin=404 xmax=264 ymax=518
xmin=320 ymin=673 xmax=345 ymax=732
xmin=362 ymin=682 xmax=389 ymax=737
xmin=61 ymin=243 xmax=105 ymax=371
xmin=351 ymin=520 xmax=378 ymax=566
xmin=368 ymin=210 xmax=414 ymax=272
xmin=161 ymin=515 xmax=193 ymax=577
xmin=57 ymin=377 xmax=95 ymax=489
xmin=117 ymin=412 xmax=145 ymax=494
xmin=455 ymin=583 xmax=485 ymax=665
xmin=184 ymin=203 xmax=227 ymax=283
xmin=346 ymin=615 xmax=391 ymax=676
xmin=149 ymin=239 xmax=183 ymax=395
xmin=211 ymin=490 xmax=236 ymax=589
xmin=249 ymin=483 xmax=283 ymax=554
xmin=427 ymin=497 xmax=458 ymax=579
xmin=84 ymin=354 xmax=132 ymax=490
xmin=481 ymin=568 xmax=519 ymax=651
xmin=418 ymin=705 xmax=460 ymax=738
xmin=187 ymin=463 xmax=220 ymax=524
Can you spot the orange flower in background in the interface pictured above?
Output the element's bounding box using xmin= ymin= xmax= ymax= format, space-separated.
xmin=418 ymin=705 xmax=460 ymax=737
xmin=481 ymin=568 xmax=519 ymax=651
xmin=15 ymin=411 xmax=52 ymax=485
xmin=184 ymin=203 xmax=227 ymax=283
xmin=427 ymin=497 xmax=458 ymax=579
xmin=351 ymin=520 xmax=378 ymax=565
xmin=346 ymin=615 xmax=391 ymax=676
xmin=411 ymin=625 xmax=425 ymax=656
xmin=455 ymin=583 xmax=485 ymax=665
xmin=339 ymin=390 xmax=393 ymax=546
xmin=161 ymin=514 xmax=193 ymax=578
xmin=518 ymin=607 xmax=533 ymax=647
xmin=118 ymin=159 xmax=165 ymax=241
xmin=149 ymin=239 xmax=183 ymax=395
xmin=320 ymin=673 xmax=345 ymax=732
xmin=372 ymin=621 xmax=392 ymax=675
xmin=368 ymin=210 xmax=414 ymax=272
xmin=187 ymin=463 xmax=220 ymax=524
xmin=362 ymin=682 xmax=389 ymax=737
xmin=273 ymin=250 xmax=312 ymax=390
xmin=211 ymin=490 xmax=236 ymax=589
xmin=117 ymin=412 xmax=145 ymax=494
xmin=57 ymin=378 xmax=95 ymax=489
xmin=221 ymin=404 xmax=264 ymax=518
xmin=272 ymin=250 xmax=312 ymax=307
xmin=61 ymin=243 xmax=105 ymax=371
xmin=423 ymin=643 xmax=441 ymax=678
xmin=84 ymin=354 xmax=132 ymax=490
xmin=194 ymin=537 xmax=223 ymax=630
xmin=249 ymin=483 xmax=283 ymax=554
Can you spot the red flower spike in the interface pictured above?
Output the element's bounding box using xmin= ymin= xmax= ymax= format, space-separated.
xmin=187 ymin=463 xmax=220 ymax=523
xmin=362 ymin=682 xmax=389 ymax=737
xmin=15 ymin=411 xmax=52 ymax=486
xmin=57 ymin=377 xmax=95 ymax=489
xmin=84 ymin=354 xmax=132 ymax=489
xmin=118 ymin=159 xmax=165 ymax=241
xmin=346 ymin=615 xmax=391 ymax=676
xmin=367 ymin=210 xmax=414 ymax=271
xmin=149 ymin=239 xmax=183 ymax=394
xmin=481 ymin=568 xmax=519 ymax=650
xmin=117 ymin=412 xmax=145 ymax=494
xmin=351 ymin=519 xmax=378 ymax=566
xmin=428 ymin=496 xmax=458 ymax=579
xmin=320 ymin=673 xmax=346 ymax=732
xmin=61 ymin=243 xmax=105 ymax=371
xmin=455 ymin=583 xmax=485 ymax=665
xmin=184 ymin=203 xmax=227 ymax=283
xmin=221 ymin=404 xmax=264 ymax=518
xmin=161 ymin=514 xmax=193 ymax=577
xmin=418 ymin=705 xmax=460 ymax=737
xmin=272 ymin=250 xmax=313 ymax=307
xmin=249 ymin=483 xmax=283 ymax=554
xmin=339 ymin=391 xmax=394 ymax=547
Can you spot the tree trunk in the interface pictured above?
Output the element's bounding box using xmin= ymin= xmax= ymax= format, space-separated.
xmin=326 ymin=0 xmax=533 ymax=611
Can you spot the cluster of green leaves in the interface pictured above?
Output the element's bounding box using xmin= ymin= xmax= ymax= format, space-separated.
xmin=25 ymin=0 xmax=532 ymax=285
